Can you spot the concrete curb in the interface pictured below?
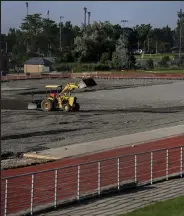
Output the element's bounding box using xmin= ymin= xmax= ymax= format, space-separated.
xmin=23 ymin=153 xmax=59 ymax=160
xmin=23 ymin=124 xmax=184 ymax=160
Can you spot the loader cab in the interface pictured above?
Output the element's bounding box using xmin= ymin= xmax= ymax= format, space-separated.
xmin=44 ymin=85 xmax=62 ymax=98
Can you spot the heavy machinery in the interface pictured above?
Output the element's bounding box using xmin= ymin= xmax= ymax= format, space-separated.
xmin=28 ymin=78 xmax=97 ymax=112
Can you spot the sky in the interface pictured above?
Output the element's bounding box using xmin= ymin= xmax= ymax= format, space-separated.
xmin=1 ymin=1 xmax=184 ymax=34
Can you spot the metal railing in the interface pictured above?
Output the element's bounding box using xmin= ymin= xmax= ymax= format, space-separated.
xmin=1 ymin=145 xmax=184 ymax=216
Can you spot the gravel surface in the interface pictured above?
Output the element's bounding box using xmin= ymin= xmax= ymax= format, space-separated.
xmin=1 ymin=78 xmax=184 ymax=168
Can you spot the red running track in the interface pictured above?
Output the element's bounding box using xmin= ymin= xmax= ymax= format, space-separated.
xmin=1 ymin=73 xmax=184 ymax=82
xmin=1 ymin=135 xmax=184 ymax=216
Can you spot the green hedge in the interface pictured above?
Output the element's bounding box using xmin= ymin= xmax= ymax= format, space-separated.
xmin=53 ymin=62 xmax=112 ymax=72
xmin=53 ymin=61 xmax=184 ymax=73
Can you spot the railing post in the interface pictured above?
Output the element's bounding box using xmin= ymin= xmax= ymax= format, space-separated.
xmin=166 ymin=149 xmax=169 ymax=180
xmin=150 ymin=152 xmax=153 ymax=184
xmin=117 ymin=158 xmax=120 ymax=190
xmin=54 ymin=170 xmax=58 ymax=208
xmin=4 ymin=179 xmax=8 ymax=216
xmin=135 ymin=155 xmax=137 ymax=183
xmin=181 ymin=147 xmax=183 ymax=178
xmin=98 ymin=162 xmax=101 ymax=195
xmin=30 ymin=174 xmax=35 ymax=215
xmin=77 ymin=165 xmax=80 ymax=200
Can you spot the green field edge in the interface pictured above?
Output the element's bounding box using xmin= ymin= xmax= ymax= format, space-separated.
xmin=118 ymin=196 xmax=184 ymax=216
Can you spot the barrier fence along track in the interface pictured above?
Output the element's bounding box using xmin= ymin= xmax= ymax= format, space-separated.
xmin=1 ymin=72 xmax=184 ymax=82
xmin=1 ymin=145 xmax=184 ymax=216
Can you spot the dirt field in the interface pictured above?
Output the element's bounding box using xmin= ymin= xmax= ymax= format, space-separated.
xmin=1 ymin=78 xmax=184 ymax=165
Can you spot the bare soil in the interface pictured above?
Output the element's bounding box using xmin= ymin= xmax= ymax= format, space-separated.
xmin=1 ymin=78 xmax=184 ymax=169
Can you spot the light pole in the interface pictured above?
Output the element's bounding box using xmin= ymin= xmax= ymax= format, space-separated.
xmin=60 ymin=16 xmax=64 ymax=50
xmin=47 ymin=10 xmax=50 ymax=20
xmin=121 ymin=20 xmax=128 ymax=40
xmin=25 ymin=2 xmax=29 ymax=53
xmin=156 ymin=40 xmax=158 ymax=55
xmin=178 ymin=9 xmax=183 ymax=61
xmin=84 ymin=7 xmax=87 ymax=27
xmin=147 ymin=20 xmax=151 ymax=55
xmin=47 ymin=10 xmax=50 ymax=56
xmin=25 ymin=2 xmax=29 ymax=16
xmin=5 ymin=41 xmax=8 ymax=53
xmin=88 ymin=12 xmax=91 ymax=25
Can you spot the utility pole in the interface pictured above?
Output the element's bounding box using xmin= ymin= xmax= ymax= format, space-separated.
xmin=156 ymin=40 xmax=158 ymax=55
xmin=60 ymin=16 xmax=64 ymax=50
xmin=178 ymin=9 xmax=183 ymax=61
xmin=84 ymin=7 xmax=87 ymax=27
xmin=121 ymin=20 xmax=128 ymax=40
xmin=88 ymin=12 xmax=91 ymax=25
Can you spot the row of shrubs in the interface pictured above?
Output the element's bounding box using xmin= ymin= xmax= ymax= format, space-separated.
xmin=53 ymin=60 xmax=184 ymax=72
xmin=53 ymin=62 xmax=116 ymax=72
xmin=140 ymin=56 xmax=184 ymax=70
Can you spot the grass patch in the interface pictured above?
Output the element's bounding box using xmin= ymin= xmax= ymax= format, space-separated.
xmin=91 ymin=69 xmax=184 ymax=74
xmin=135 ymin=53 xmax=183 ymax=60
xmin=150 ymin=69 xmax=184 ymax=74
xmin=118 ymin=196 xmax=184 ymax=216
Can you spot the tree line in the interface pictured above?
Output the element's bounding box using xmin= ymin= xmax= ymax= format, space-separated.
xmin=1 ymin=10 xmax=184 ymax=70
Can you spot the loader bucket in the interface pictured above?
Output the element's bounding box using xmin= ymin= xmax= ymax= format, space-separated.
xmin=28 ymin=102 xmax=38 ymax=110
xmin=78 ymin=78 xmax=97 ymax=89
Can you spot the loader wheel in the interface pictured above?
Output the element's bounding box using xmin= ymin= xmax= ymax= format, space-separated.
xmin=41 ymin=99 xmax=53 ymax=112
xmin=74 ymin=103 xmax=80 ymax=111
xmin=63 ymin=103 xmax=70 ymax=112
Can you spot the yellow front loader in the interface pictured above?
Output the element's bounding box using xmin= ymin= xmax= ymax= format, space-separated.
xmin=28 ymin=78 xmax=97 ymax=112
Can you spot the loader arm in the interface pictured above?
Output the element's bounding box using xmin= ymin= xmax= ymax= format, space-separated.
xmin=60 ymin=83 xmax=80 ymax=95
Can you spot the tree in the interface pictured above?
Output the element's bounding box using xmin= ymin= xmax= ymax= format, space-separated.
xmin=100 ymin=52 xmax=110 ymax=64
xmin=112 ymin=35 xmax=129 ymax=69
xmin=177 ymin=9 xmax=184 ymax=50
xmin=11 ymin=32 xmax=33 ymax=68
xmin=3 ymin=11 xmax=182 ymax=69
xmin=134 ymin=24 xmax=152 ymax=51
xmin=0 ymin=34 xmax=7 ymax=51
xmin=73 ymin=22 xmax=114 ymax=62
xmin=128 ymin=53 xmax=136 ymax=69
xmin=159 ymin=56 xmax=170 ymax=67
xmin=146 ymin=58 xmax=154 ymax=69
xmin=41 ymin=18 xmax=59 ymax=56
xmin=20 ymin=14 xmax=43 ymax=53
xmin=7 ymin=28 xmax=17 ymax=53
